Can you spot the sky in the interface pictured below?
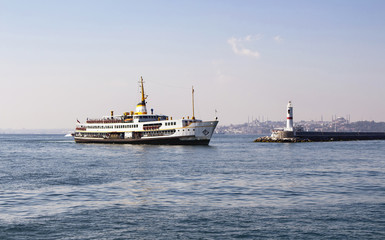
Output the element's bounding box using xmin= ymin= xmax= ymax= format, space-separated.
xmin=1 ymin=0 xmax=385 ymax=129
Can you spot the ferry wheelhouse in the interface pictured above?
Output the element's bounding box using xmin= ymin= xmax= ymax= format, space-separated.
xmin=74 ymin=77 xmax=218 ymax=145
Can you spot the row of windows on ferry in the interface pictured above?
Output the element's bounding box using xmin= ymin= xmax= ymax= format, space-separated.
xmin=134 ymin=115 xmax=167 ymax=120
xmin=87 ymin=124 xmax=139 ymax=129
xmin=86 ymin=122 xmax=177 ymax=129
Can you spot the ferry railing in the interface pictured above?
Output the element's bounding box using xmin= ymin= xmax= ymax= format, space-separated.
xmin=86 ymin=119 xmax=125 ymax=124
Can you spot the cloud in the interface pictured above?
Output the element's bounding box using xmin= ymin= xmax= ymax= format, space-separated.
xmin=212 ymin=60 xmax=231 ymax=84
xmin=227 ymin=35 xmax=261 ymax=58
xmin=273 ymin=35 xmax=283 ymax=43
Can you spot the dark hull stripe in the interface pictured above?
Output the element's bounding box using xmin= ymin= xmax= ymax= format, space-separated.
xmin=74 ymin=137 xmax=211 ymax=145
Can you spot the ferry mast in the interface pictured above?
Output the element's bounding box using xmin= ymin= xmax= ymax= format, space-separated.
xmin=140 ymin=76 xmax=146 ymax=104
xmin=192 ymin=86 xmax=195 ymax=120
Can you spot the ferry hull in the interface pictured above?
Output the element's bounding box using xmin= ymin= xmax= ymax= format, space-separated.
xmin=74 ymin=136 xmax=211 ymax=145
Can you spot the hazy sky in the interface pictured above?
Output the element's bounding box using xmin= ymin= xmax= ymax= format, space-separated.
xmin=1 ymin=0 xmax=385 ymax=129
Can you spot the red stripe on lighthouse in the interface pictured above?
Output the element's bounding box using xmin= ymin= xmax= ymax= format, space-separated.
xmin=287 ymin=117 xmax=293 ymax=119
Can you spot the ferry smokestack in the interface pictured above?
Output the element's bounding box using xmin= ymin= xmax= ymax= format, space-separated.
xmin=285 ymin=101 xmax=293 ymax=131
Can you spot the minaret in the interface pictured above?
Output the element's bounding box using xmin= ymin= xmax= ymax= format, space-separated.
xmin=135 ymin=76 xmax=148 ymax=115
xmin=285 ymin=101 xmax=293 ymax=131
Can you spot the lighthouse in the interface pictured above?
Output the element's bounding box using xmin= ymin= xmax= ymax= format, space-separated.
xmin=285 ymin=101 xmax=294 ymax=131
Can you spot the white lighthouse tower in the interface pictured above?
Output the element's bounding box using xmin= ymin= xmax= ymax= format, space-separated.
xmin=285 ymin=101 xmax=294 ymax=131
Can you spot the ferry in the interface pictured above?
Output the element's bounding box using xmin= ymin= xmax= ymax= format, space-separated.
xmin=74 ymin=77 xmax=218 ymax=145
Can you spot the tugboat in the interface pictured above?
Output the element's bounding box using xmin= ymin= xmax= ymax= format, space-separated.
xmin=74 ymin=77 xmax=218 ymax=145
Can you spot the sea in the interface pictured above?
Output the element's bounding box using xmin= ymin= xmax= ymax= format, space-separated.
xmin=1 ymin=134 xmax=385 ymax=239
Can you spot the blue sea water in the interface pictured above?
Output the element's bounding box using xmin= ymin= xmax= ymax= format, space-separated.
xmin=0 ymin=134 xmax=385 ymax=239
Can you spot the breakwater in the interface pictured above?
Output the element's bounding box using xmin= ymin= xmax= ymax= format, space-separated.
xmin=296 ymin=131 xmax=385 ymax=141
xmin=255 ymin=131 xmax=385 ymax=143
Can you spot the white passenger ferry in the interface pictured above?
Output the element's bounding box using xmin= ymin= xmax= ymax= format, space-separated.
xmin=74 ymin=77 xmax=218 ymax=145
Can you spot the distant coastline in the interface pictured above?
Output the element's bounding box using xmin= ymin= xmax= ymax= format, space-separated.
xmin=216 ymin=119 xmax=385 ymax=135
xmin=0 ymin=129 xmax=73 ymax=134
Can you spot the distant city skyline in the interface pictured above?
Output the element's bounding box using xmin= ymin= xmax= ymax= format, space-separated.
xmin=1 ymin=0 xmax=385 ymax=129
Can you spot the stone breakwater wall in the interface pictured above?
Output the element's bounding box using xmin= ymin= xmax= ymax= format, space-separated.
xmin=255 ymin=131 xmax=385 ymax=143
xmin=295 ymin=131 xmax=385 ymax=141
